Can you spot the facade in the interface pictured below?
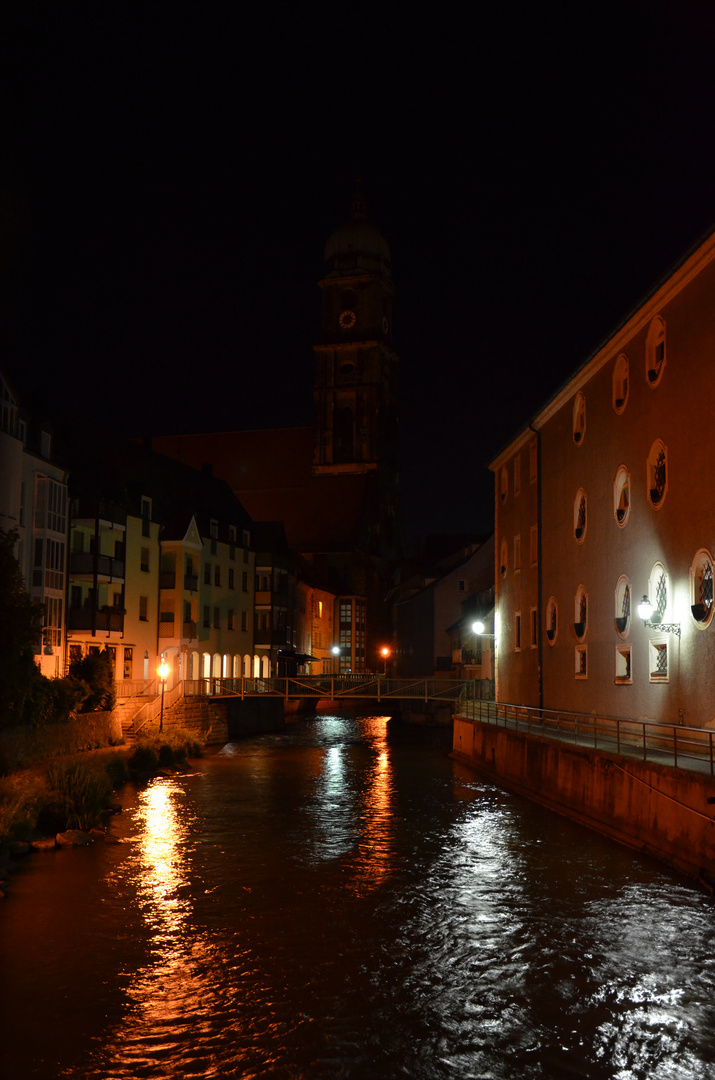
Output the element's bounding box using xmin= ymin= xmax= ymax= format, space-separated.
xmin=492 ymin=224 xmax=715 ymax=726
xmin=392 ymin=536 xmax=494 ymax=685
xmin=0 ymin=371 xmax=69 ymax=676
xmin=66 ymin=443 xmax=256 ymax=688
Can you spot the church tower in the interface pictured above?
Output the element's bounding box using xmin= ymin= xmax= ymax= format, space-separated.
xmin=313 ymin=183 xmax=399 ymax=483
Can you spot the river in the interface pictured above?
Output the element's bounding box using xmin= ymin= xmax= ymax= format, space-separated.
xmin=2 ymin=712 xmax=715 ymax=1079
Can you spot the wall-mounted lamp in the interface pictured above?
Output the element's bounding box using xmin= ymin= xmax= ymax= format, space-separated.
xmin=637 ymin=595 xmax=681 ymax=636
xmin=472 ymin=620 xmax=496 ymax=640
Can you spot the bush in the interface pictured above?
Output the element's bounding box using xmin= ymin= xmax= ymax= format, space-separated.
xmin=46 ymin=759 xmax=114 ymax=831
xmin=67 ymin=649 xmax=116 ymax=712
xmin=0 ymin=773 xmax=50 ymax=842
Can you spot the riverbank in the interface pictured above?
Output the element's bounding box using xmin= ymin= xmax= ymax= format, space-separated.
xmin=0 ymin=727 xmax=205 ymax=897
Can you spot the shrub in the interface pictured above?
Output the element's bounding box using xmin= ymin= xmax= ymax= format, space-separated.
xmin=67 ymin=650 xmax=116 ymax=712
xmin=46 ymin=759 xmax=114 ymax=831
xmin=0 ymin=773 xmax=51 ymax=842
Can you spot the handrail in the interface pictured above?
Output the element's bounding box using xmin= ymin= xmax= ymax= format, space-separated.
xmin=457 ymin=698 xmax=715 ymax=777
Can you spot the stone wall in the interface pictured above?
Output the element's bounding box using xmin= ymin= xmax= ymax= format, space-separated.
xmin=453 ymin=716 xmax=715 ymax=884
xmin=146 ymin=695 xmax=287 ymax=745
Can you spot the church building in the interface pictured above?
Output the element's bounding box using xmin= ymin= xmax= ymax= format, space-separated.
xmin=153 ymin=185 xmax=400 ymax=673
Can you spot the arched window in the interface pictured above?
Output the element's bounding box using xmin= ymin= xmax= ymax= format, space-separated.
xmin=261 ymin=655 xmax=271 ymax=678
xmin=232 ymin=654 xmax=241 ymax=678
xmin=647 ymin=439 xmax=668 ymax=509
xmin=202 ymin=652 xmax=211 ymax=678
xmin=573 ymin=391 xmax=586 ymax=445
xmin=613 ymin=353 xmax=629 ymax=413
xmin=646 ymin=315 xmax=666 ymax=386
xmin=691 ymin=549 xmax=714 ymax=628
xmin=253 ymin=654 xmax=261 ymax=678
xmin=574 ymin=586 xmax=588 ymax=640
xmin=545 ymin=597 xmax=558 ymax=645
xmin=613 ymin=465 xmax=630 ymax=526
xmin=647 ymin=562 xmax=669 ymax=625
xmin=243 ymin=653 xmax=251 ymax=677
xmin=574 ymin=489 xmax=587 ymax=542
xmin=615 ymin=575 xmax=631 ymax=636
xmin=212 ymin=653 xmax=221 ymax=678
xmin=222 ymin=653 xmax=231 ymax=678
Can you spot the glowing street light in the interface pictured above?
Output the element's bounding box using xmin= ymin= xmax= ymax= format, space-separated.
xmin=331 ymin=645 xmax=340 ymax=674
xmin=158 ymin=657 xmax=169 ymax=732
xmin=380 ymin=646 xmax=390 ymax=675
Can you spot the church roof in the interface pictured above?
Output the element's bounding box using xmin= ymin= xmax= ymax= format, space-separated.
xmin=150 ymin=428 xmax=371 ymax=553
xmin=324 ymin=183 xmax=391 ymax=281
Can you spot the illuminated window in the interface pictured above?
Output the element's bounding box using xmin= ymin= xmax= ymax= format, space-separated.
xmin=647 ymin=439 xmax=667 ymax=509
xmin=573 ymin=391 xmax=586 ymax=445
xmin=574 ymin=586 xmax=587 ymax=640
xmin=613 ymin=353 xmax=629 ymax=413
xmin=574 ymin=489 xmax=587 ymax=542
xmin=615 ymin=644 xmax=632 ymax=684
xmin=500 ymin=537 xmax=508 ymax=578
xmin=691 ymin=549 xmax=715 ymax=627
xmin=613 ymin=466 xmax=630 ymax=526
xmin=575 ymin=645 xmax=587 ymax=679
xmin=646 ymin=315 xmax=666 ymax=386
xmin=545 ymin=597 xmax=558 ymax=644
xmin=649 ymin=638 xmax=668 ymax=682
xmin=615 ymin=575 xmax=631 ymax=637
xmin=648 ymin=562 xmax=669 ymax=625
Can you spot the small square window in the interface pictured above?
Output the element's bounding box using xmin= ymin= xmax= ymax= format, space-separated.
xmin=575 ymin=645 xmax=587 ymax=679
xmin=649 ymin=638 xmax=668 ymax=682
xmin=515 ymin=612 xmax=522 ymax=652
xmin=615 ymin=644 xmax=632 ymax=684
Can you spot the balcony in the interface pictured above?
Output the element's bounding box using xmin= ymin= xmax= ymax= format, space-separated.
xmin=184 ymin=573 xmax=198 ymax=592
xmin=183 ymin=620 xmax=197 ymax=639
xmin=71 ymin=497 xmax=127 ymax=528
xmin=70 ymin=552 xmax=125 ymax=581
xmin=67 ymin=608 xmax=124 ymax=632
xmin=159 ymin=616 xmax=175 ymax=638
xmin=160 ymin=571 xmax=177 ymax=589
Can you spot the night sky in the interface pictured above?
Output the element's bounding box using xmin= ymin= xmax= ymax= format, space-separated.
xmin=3 ymin=2 xmax=715 ymax=543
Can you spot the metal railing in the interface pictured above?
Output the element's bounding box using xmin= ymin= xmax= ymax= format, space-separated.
xmin=182 ymin=675 xmax=478 ymax=703
xmin=457 ymin=699 xmax=715 ymax=777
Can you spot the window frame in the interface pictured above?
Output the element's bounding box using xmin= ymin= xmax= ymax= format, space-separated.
xmin=613 ymin=353 xmax=630 ymax=413
xmin=691 ymin=548 xmax=715 ymax=629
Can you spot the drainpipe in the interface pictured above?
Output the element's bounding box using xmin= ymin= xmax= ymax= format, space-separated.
xmin=532 ymin=425 xmax=544 ymax=712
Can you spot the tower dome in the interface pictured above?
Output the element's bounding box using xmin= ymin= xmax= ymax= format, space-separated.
xmin=324 ymin=182 xmax=392 ymax=281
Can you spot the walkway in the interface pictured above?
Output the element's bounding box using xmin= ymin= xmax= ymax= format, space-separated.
xmin=457 ymin=698 xmax=715 ymax=778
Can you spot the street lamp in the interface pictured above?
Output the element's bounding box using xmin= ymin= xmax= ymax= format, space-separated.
xmin=158 ymin=657 xmax=169 ymax=732
xmin=637 ymin=595 xmax=681 ymax=636
xmin=380 ymin=646 xmax=390 ymax=675
xmin=331 ymin=645 xmax=340 ymax=674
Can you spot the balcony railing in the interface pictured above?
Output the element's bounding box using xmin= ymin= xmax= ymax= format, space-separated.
xmin=67 ymin=608 xmax=124 ymax=632
xmin=71 ymin=497 xmax=127 ymax=527
xmin=70 ymin=552 xmax=125 ymax=580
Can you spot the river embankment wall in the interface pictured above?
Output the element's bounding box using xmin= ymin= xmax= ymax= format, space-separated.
xmin=453 ymin=716 xmax=715 ymax=885
xmin=164 ymin=696 xmax=286 ymax=744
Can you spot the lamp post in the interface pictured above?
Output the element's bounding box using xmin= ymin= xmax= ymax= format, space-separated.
xmin=158 ymin=657 xmax=169 ymax=732
xmin=380 ymin=646 xmax=390 ymax=675
xmin=331 ymin=645 xmax=340 ymax=674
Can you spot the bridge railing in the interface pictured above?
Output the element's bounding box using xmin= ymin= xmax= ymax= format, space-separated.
xmin=182 ymin=675 xmax=479 ymax=702
xmin=457 ymin=698 xmax=715 ymax=777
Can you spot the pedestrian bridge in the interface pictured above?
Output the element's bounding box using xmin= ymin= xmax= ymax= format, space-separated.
xmin=183 ymin=674 xmax=479 ymax=704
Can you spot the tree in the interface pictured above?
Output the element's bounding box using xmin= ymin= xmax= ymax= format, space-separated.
xmin=0 ymin=529 xmax=45 ymax=726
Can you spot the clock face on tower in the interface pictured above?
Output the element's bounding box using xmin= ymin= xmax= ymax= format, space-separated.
xmin=339 ymin=309 xmax=356 ymax=330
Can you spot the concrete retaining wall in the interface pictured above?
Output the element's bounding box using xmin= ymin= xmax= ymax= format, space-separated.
xmin=453 ymin=716 xmax=715 ymax=885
